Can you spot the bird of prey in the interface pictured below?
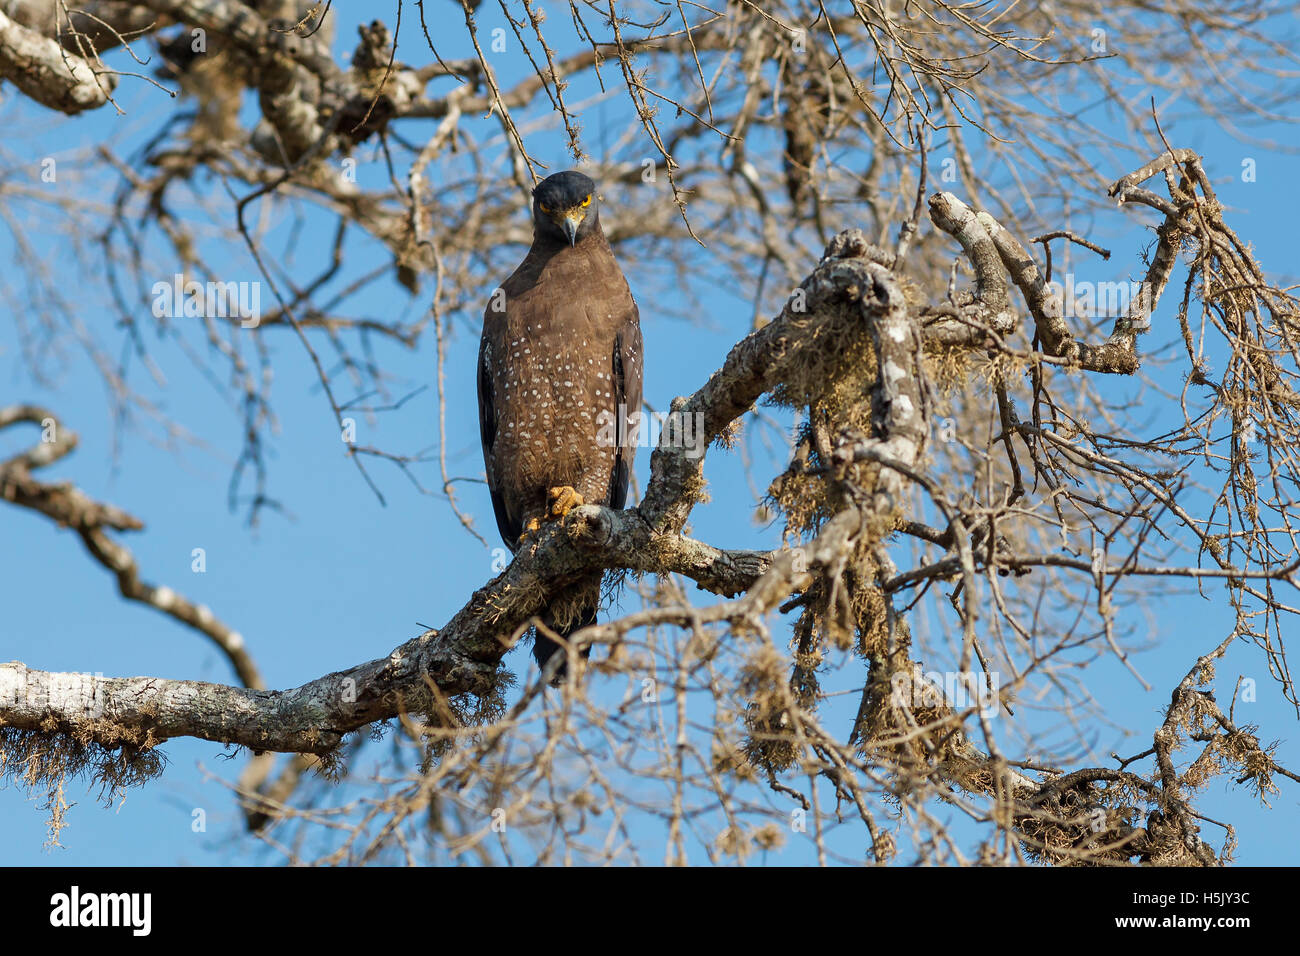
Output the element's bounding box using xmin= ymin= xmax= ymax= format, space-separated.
xmin=477 ymin=170 xmax=643 ymax=674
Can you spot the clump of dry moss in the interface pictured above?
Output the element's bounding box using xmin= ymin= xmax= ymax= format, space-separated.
xmin=1014 ymin=778 xmax=1147 ymax=866
xmin=418 ymin=665 xmax=512 ymax=767
xmin=716 ymin=821 xmax=787 ymax=860
xmin=739 ymin=643 xmax=811 ymax=773
xmin=0 ymin=725 xmax=168 ymax=845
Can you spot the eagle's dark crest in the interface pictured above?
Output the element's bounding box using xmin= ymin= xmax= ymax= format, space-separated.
xmin=478 ymin=170 xmax=643 ymax=674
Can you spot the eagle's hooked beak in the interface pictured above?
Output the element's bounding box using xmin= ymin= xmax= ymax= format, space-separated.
xmin=562 ymin=213 xmax=581 ymax=246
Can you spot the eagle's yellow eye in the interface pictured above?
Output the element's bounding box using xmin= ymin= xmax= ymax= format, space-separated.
xmin=581 ymin=195 xmax=592 ymax=207
xmin=539 ymin=202 xmax=552 ymax=214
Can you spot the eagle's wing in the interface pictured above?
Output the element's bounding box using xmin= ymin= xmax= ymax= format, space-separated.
xmin=477 ymin=328 xmax=522 ymax=549
xmin=608 ymin=299 xmax=644 ymax=512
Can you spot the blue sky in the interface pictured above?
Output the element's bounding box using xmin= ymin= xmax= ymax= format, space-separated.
xmin=1 ymin=5 xmax=1298 ymax=865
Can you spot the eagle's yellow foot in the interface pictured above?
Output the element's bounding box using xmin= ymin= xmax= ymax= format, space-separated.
xmin=517 ymin=516 xmax=543 ymax=545
xmin=547 ymin=486 xmax=585 ymax=520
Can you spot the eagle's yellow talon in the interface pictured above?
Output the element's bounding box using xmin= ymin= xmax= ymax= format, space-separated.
xmin=547 ymin=486 xmax=584 ymax=520
xmin=518 ymin=516 xmax=543 ymax=544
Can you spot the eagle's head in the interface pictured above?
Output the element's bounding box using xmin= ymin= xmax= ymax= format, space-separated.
xmin=532 ymin=170 xmax=599 ymax=247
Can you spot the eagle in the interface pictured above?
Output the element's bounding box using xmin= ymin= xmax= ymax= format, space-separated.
xmin=477 ymin=170 xmax=643 ymax=675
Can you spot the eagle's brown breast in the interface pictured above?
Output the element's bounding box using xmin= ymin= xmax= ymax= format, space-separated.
xmin=478 ymin=219 xmax=642 ymax=551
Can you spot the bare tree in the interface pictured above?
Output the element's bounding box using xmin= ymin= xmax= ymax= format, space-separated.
xmin=2 ymin=0 xmax=1298 ymax=865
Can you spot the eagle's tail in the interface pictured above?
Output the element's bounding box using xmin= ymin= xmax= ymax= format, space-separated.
xmin=534 ymin=579 xmax=601 ymax=680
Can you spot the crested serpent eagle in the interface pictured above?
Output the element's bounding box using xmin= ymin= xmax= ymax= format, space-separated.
xmin=477 ymin=170 xmax=643 ymax=674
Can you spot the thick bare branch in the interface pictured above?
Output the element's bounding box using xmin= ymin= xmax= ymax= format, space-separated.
xmin=0 ymin=6 xmax=114 ymax=113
